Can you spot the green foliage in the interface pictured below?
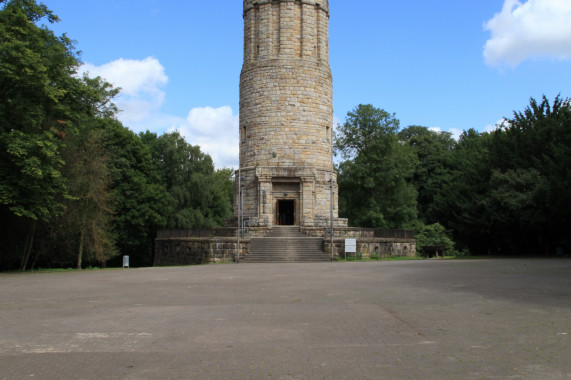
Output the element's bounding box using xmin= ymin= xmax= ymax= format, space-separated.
xmin=101 ymin=122 xmax=169 ymax=267
xmin=430 ymin=129 xmax=494 ymax=253
xmin=398 ymin=126 xmax=456 ymax=224
xmin=0 ymin=0 xmax=77 ymax=222
xmin=141 ymin=131 xmax=233 ymax=230
xmin=63 ymin=126 xmax=117 ymax=268
xmin=0 ymin=0 xmax=123 ymax=270
xmin=415 ymin=223 xmax=455 ymax=256
xmin=431 ymin=96 xmax=571 ymax=255
xmin=336 ymin=105 xmax=417 ymax=228
xmin=488 ymin=95 xmax=571 ymax=254
xmin=335 ymin=104 xmax=400 ymax=160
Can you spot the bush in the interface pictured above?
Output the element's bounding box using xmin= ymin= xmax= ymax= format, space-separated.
xmin=415 ymin=223 xmax=455 ymax=257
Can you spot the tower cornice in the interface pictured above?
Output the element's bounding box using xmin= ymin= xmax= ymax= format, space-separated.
xmin=244 ymin=0 xmax=329 ymax=16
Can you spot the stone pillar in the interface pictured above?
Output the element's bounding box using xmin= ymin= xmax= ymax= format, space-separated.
xmin=301 ymin=2 xmax=316 ymax=59
xmin=243 ymin=3 xmax=255 ymax=63
xmin=301 ymin=176 xmax=315 ymax=226
xmin=257 ymin=174 xmax=272 ymax=226
xmin=279 ymin=0 xmax=295 ymax=57
xmin=258 ymin=2 xmax=272 ymax=58
xmin=316 ymin=4 xmax=328 ymax=62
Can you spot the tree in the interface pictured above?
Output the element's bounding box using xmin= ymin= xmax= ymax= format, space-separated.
xmin=415 ymin=223 xmax=455 ymax=257
xmin=336 ymin=105 xmax=417 ymax=228
xmin=486 ymin=168 xmax=548 ymax=253
xmin=0 ymin=0 xmax=73 ymax=223
xmin=431 ymin=129 xmax=494 ymax=254
xmin=335 ymin=104 xmax=400 ymax=160
xmin=102 ymin=122 xmax=169 ymax=267
xmin=0 ymin=0 xmax=120 ymax=269
xmin=431 ymin=96 xmax=571 ymax=255
xmin=141 ymin=131 xmax=233 ymax=229
xmin=398 ymin=126 xmax=456 ymax=224
xmin=489 ymin=95 xmax=571 ymax=254
xmin=63 ymin=127 xmax=117 ymax=268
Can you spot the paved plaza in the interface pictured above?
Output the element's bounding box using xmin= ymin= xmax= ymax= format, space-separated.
xmin=0 ymin=259 xmax=570 ymax=379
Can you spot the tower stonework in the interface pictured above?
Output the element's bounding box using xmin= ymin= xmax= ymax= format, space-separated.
xmin=236 ymin=0 xmax=346 ymax=228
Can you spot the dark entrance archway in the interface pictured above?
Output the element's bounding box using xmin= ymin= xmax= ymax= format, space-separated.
xmin=277 ymin=200 xmax=295 ymax=225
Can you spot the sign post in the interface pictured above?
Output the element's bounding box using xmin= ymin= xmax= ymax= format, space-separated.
xmin=345 ymin=239 xmax=357 ymax=261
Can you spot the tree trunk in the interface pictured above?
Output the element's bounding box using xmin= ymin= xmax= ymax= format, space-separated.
xmin=77 ymin=229 xmax=85 ymax=269
xmin=19 ymin=220 xmax=37 ymax=271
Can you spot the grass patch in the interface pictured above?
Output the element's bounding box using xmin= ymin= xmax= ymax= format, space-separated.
xmin=335 ymin=255 xmax=495 ymax=262
xmin=335 ymin=255 xmax=423 ymax=262
xmin=3 ymin=267 xmax=124 ymax=274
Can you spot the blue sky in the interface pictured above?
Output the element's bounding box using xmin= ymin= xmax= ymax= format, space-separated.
xmin=42 ymin=0 xmax=571 ymax=168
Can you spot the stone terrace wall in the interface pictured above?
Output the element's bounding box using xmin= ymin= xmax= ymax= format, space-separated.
xmin=325 ymin=239 xmax=417 ymax=260
xmin=154 ymin=228 xmax=416 ymax=266
xmin=154 ymin=238 xmax=249 ymax=266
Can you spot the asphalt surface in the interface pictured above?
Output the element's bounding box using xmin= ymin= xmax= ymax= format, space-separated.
xmin=0 ymin=259 xmax=570 ymax=379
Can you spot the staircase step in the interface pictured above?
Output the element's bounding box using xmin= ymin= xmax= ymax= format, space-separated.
xmin=243 ymin=227 xmax=328 ymax=263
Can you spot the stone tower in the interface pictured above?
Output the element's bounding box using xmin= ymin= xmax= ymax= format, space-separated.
xmin=236 ymin=0 xmax=345 ymax=228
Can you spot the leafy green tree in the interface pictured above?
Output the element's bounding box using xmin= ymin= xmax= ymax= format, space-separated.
xmin=486 ymin=168 xmax=548 ymax=253
xmin=489 ymin=95 xmax=571 ymax=254
xmin=214 ymin=167 xmax=235 ymax=215
xmin=64 ymin=127 xmax=117 ymax=268
xmin=141 ymin=131 xmax=233 ymax=229
xmin=101 ymin=122 xmax=168 ymax=267
xmin=432 ymin=129 xmax=494 ymax=254
xmin=398 ymin=126 xmax=456 ymax=224
xmin=432 ymin=96 xmax=571 ymax=255
xmin=0 ymin=0 xmax=120 ymax=269
xmin=0 ymin=0 xmax=73 ymax=222
xmin=336 ymin=105 xmax=417 ymax=228
xmin=415 ymin=223 xmax=455 ymax=257
xmin=335 ymin=104 xmax=400 ymax=160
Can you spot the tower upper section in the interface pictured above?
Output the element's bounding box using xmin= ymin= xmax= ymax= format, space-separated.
xmin=242 ymin=0 xmax=330 ymax=64
xmin=243 ymin=0 xmax=329 ymax=13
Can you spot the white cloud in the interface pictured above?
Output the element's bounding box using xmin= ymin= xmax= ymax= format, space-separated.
xmin=484 ymin=0 xmax=571 ymax=67
xmin=428 ymin=127 xmax=463 ymax=141
xmin=484 ymin=118 xmax=509 ymax=133
xmin=333 ymin=115 xmax=342 ymax=128
xmin=80 ymin=57 xmax=168 ymax=125
xmin=447 ymin=128 xmax=463 ymax=141
xmin=80 ymin=58 xmax=238 ymax=169
xmin=172 ymin=106 xmax=239 ymax=169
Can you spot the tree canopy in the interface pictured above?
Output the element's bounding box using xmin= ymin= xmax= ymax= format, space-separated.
xmin=335 ymin=105 xmax=417 ymax=229
xmin=335 ymin=97 xmax=571 ymax=257
xmin=0 ymin=0 xmax=234 ymax=270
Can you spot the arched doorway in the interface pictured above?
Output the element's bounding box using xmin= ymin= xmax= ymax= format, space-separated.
xmin=277 ymin=200 xmax=295 ymax=225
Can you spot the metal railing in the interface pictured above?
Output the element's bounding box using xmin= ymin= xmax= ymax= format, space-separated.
xmin=323 ymin=228 xmax=415 ymax=239
xmin=157 ymin=228 xmax=237 ymax=238
xmin=372 ymin=229 xmax=415 ymax=239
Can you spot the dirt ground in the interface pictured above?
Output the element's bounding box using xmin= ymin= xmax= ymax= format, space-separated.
xmin=0 ymin=259 xmax=570 ymax=379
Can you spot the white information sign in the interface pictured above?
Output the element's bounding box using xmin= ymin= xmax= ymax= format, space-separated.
xmin=345 ymin=239 xmax=357 ymax=253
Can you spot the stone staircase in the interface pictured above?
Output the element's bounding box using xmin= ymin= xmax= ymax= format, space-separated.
xmin=243 ymin=226 xmax=329 ymax=263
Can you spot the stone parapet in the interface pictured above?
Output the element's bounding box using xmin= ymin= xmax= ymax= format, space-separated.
xmin=325 ymin=238 xmax=417 ymax=259
xmin=154 ymin=238 xmax=249 ymax=266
